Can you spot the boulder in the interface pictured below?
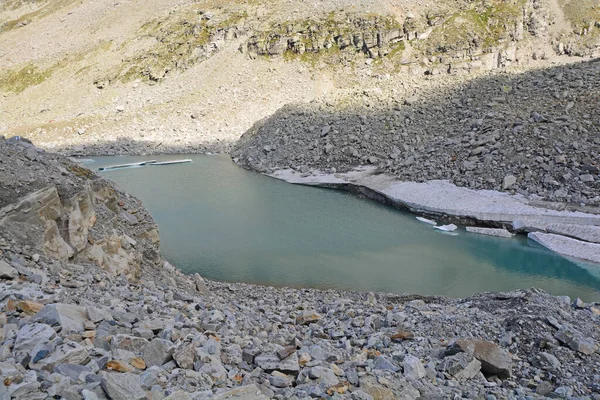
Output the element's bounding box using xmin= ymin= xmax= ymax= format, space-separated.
xmin=143 ymin=338 xmax=174 ymax=367
xmin=532 ymin=352 xmax=561 ymax=371
xmin=100 ymin=372 xmax=146 ymax=400
xmin=309 ymin=366 xmax=339 ymax=387
xmin=445 ymin=339 xmax=512 ymax=378
xmin=296 ymin=309 xmax=323 ymax=324
xmin=439 ymin=352 xmax=482 ymax=380
xmin=372 ymin=355 xmax=399 ymax=372
xmin=0 ymin=260 xmax=17 ymax=279
xmin=555 ymin=326 xmax=598 ymax=355
xmin=402 ymin=355 xmax=426 ymax=379
xmin=111 ymin=334 xmax=149 ymax=353
xmin=13 ymin=323 xmax=56 ymax=358
xmin=173 ymin=343 xmax=196 ymax=369
xmin=33 ymin=304 xmax=89 ymax=334
xmin=255 ymin=352 xmax=300 ymax=372
xmin=269 ymin=371 xmax=293 ymax=388
xmin=30 ymin=341 xmax=89 ymax=370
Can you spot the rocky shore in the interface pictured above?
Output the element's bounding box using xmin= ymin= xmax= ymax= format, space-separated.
xmin=232 ymin=58 xmax=600 ymax=264
xmin=2 ymin=130 xmax=600 ymax=400
xmin=233 ymin=59 xmax=600 ymax=205
xmin=264 ymin=167 xmax=600 ymax=264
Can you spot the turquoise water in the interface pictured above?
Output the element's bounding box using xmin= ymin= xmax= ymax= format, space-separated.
xmin=90 ymin=154 xmax=600 ymax=301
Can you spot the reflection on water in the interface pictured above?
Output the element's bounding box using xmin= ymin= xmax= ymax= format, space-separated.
xmin=90 ymin=154 xmax=600 ymax=301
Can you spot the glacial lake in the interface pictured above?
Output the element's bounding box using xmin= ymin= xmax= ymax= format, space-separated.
xmin=90 ymin=154 xmax=600 ymax=301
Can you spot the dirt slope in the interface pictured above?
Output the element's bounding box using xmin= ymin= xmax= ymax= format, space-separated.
xmin=0 ymin=0 xmax=599 ymax=154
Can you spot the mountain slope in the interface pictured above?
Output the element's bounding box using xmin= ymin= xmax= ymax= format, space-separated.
xmin=1 ymin=0 xmax=599 ymax=155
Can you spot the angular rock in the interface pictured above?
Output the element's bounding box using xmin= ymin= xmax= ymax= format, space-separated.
xmin=4 ymin=370 xmax=40 ymax=398
xmin=309 ymin=366 xmax=339 ymax=387
xmin=33 ymin=303 xmax=89 ymax=334
xmin=212 ymin=384 xmax=269 ymax=400
xmin=14 ymin=323 xmax=56 ymax=357
xmin=255 ymin=352 xmax=299 ymax=372
xmin=502 ymin=175 xmax=517 ymax=189
xmin=164 ymin=391 xmax=192 ymax=400
xmin=100 ymin=372 xmax=146 ymax=400
xmin=269 ymin=371 xmax=293 ymax=388
xmin=445 ymin=339 xmax=512 ymax=378
xmin=555 ymin=326 xmax=598 ymax=355
xmin=30 ymin=341 xmax=89 ymax=370
xmin=402 ymin=355 xmax=426 ymax=379
xmin=143 ymin=338 xmax=174 ymax=367
xmin=138 ymin=318 xmax=170 ymax=334
xmin=16 ymin=300 xmax=44 ymax=315
xmin=296 ymin=309 xmax=323 ymax=324
xmin=532 ymin=352 xmax=561 ymax=371
xmin=0 ymin=260 xmax=17 ymax=279
xmin=87 ymin=306 xmax=113 ymax=324
xmin=54 ymin=364 xmax=91 ymax=383
xmin=111 ymin=334 xmax=149 ymax=353
xmin=372 ymin=355 xmax=399 ymax=372
xmin=439 ymin=352 xmax=482 ymax=380
xmin=173 ymin=343 xmax=196 ymax=369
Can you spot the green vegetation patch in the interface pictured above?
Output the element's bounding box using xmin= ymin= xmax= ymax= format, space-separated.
xmin=107 ymin=9 xmax=248 ymax=83
xmin=257 ymin=12 xmax=403 ymax=67
xmin=560 ymin=0 xmax=600 ymax=34
xmin=0 ymin=64 xmax=55 ymax=93
xmin=1 ymin=0 xmax=78 ymax=33
xmin=420 ymin=0 xmax=526 ymax=56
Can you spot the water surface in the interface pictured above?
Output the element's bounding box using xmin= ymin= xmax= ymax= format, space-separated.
xmin=90 ymin=155 xmax=600 ymax=301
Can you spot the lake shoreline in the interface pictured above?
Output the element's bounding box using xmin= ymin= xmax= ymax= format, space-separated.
xmin=81 ymin=148 xmax=600 ymax=265
xmin=66 ymin=144 xmax=600 ymax=265
xmin=260 ymin=166 xmax=600 ymax=265
xmin=63 ymin=139 xmax=600 ymax=265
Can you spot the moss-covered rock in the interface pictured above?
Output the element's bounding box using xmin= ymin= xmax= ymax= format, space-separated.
xmin=101 ymin=8 xmax=248 ymax=84
xmin=246 ymin=12 xmax=404 ymax=61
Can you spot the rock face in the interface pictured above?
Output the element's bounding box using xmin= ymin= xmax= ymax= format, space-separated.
xmin=2 ymin=139 xmax=600 ymax=399
xmin=0 ymin=139 xmax=192 ymax=287
xmin=246 ymin=14 xmax=404 ymax=59
xmin=245 ymin=2 xmax=600 ymax=74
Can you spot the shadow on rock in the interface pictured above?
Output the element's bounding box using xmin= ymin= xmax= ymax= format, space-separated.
xmin=233 ymin=58 xmax=600 ymax=205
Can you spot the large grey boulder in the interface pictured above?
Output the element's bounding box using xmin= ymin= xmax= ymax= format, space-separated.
xmin=100 ymin=372 xmax=146 ymax=400
xmin=33 ymin=303 xmax=89 ymax=334
xmin=255 ymin=352 xmax=300 ymax=372
xmin=402 ymin=355 xmax=426 ymax=379
xmin=111 ymin=334 xmax=149 ymax=353
xmin=143 ymin=338 xmax=174 ymax=367
xmin=439 ymin=352 xmax=482 ymax=380
xmin=555 ymin=326 xmax=598 ymax=355
xmin=13 ymin=323 xmax=56 ymax=359
xmin=445 ymin=339 xmax=512 ymax=378
xmin=0 ymin=260 xmax=17 ymax=279
xmin=173 ymin=343 xmax=196 ymax=369
xmin=30 ymin=341 xmax=89 ymax=370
